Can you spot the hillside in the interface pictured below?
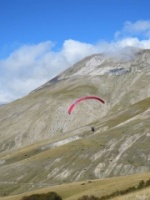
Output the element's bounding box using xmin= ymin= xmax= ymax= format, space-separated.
xmin=0 ymin=172 xmax=150 ymax=200
xmin=0 ymin=49 xmax=150 ymax=198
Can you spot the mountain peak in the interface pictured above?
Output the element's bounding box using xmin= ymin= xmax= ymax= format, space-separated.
xmin=0 ymin=49 xmax=150 ymax=196
xmin=56 ymin=49 xmax=150 ymax=80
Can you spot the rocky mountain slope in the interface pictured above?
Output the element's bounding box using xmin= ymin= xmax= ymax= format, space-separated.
xmin=0 ymin=49 xmax=150 ymax=196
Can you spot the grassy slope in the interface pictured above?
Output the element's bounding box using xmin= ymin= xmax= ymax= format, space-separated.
xmin=0 ymin=97 xmax=149 ymax=197
xmin=0 ymin=172 xmax=149 ymax=200
xmin=0 ymin=52 xmax=150 ymax=199
xmin=114 ymin=187 xmax=150 ymax=200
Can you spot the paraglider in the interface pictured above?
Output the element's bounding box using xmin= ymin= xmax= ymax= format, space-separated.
xmin=68 ymin=95 xmax=105 ymax=115
xmin=91 ymin=127 xmax=95 ymax=132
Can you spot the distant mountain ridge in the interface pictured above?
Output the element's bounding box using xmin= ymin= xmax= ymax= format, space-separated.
xmin=0 ymin=48 xmax=150 ymax=196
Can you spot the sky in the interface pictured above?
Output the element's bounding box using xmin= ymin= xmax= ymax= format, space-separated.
xmin=0 ymin=0 xmax=150 ymax=104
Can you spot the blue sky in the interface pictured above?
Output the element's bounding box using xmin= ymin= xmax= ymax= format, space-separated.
xmin=0 ymin=0 xmax=150 ymax=103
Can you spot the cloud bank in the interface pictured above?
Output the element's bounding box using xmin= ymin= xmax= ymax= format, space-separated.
xmin=0 ymin=20 xmax=150 ymax=104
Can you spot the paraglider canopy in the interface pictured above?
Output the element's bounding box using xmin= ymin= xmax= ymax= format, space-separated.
xmin=68 ymin=95 xmax=105 ymax=115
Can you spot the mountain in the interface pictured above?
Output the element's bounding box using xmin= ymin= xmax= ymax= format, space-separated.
xmin=0 ymin=48 xmax=150 ymax=197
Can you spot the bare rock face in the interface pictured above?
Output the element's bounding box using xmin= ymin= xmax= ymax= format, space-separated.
xmin=0 ymin=49 xmax=150 ymax=196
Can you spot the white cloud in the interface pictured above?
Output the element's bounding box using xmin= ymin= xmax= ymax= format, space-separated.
xmin=61 ymin=39 xmax=99 ymax=64
xmin=117 ymin=37 xmax=150 ymax=49
xmin=115 ymin=20 xmax=150 ymax=39
xmin=124 ymin=20 xmax=150 ymax=37
xmin=0 ymin=20 xmax=150 ymax=104
xmin=0 ymin=40 xmax=99 ymax=103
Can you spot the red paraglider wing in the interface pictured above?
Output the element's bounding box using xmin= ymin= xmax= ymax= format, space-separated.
xmin=68 ymin=96 xmax=105 ymax=115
